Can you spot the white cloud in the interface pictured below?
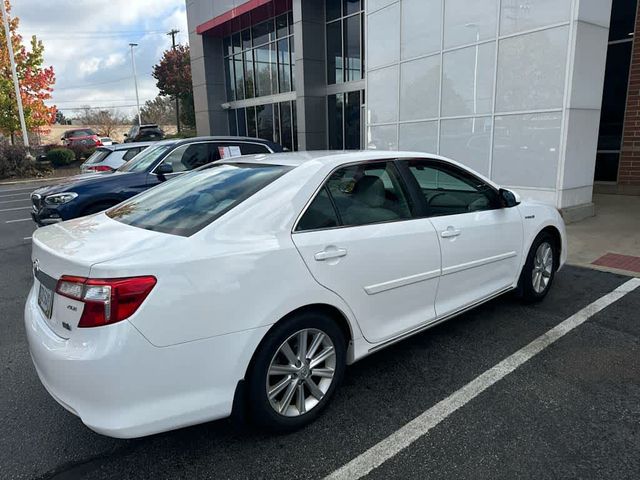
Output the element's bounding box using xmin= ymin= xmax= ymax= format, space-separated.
xmin=11 ymin=0 xmax=188 ymax=119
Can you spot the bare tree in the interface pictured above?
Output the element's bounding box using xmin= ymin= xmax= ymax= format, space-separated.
xmin=78 ymin=106 xmax=127 ymax=137
xmin=141 ymin=96 xmax=176 ymax=125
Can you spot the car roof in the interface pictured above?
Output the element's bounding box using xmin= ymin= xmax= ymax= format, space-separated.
xmin=170 ymin=136 xmax=283 ymax=151
xmin=219 ymin=150 xmax=499 ymax=187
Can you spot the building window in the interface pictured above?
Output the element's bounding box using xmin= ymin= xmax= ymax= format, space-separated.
xmin=328 ymin=90 xmax=363 ymax=149
xmin=228 ymin=100 xmax=298 ymax=151
xmin=222 ymin=11 xmax=295 ymax=102
xmin=326 ymin=0 xmax=365 ymax=85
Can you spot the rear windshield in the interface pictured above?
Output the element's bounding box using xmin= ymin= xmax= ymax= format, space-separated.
xmin=84 ymin=149 xmax=111 ymax=164
xmin=118 ymin=144 xmax=172 ymax=172
xmin=107 ymin=163 xmax=291 ymax=236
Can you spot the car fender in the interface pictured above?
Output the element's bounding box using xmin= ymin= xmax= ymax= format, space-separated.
xmin=516 ymin=202 xmax=567 ymax=274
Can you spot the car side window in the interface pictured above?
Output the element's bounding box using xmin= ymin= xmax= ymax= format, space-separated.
xmin=160 ymin=143 xmax=213 ymax=173
xmin=240 ymin=143 xmax=270 ymax=154
xmin=295 ymin=187 xmax=340 ymax=231
xmin=406 ymin=159 xmax=501 ymax=217
xmin=297 ymin=161 xmax=412 ymax=231
xmin=122 ymin=148 xmax=141 ymax=161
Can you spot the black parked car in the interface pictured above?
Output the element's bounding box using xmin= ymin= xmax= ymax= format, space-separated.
xmin=124 ymin=124 xmax=164 ymax=143
xmin=30 ymin=136 xmax=283 ymax=226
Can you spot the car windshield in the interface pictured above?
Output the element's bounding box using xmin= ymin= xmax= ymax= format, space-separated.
xmin=107 ymin=163 xmax=291 ymax=236
xmin=83 ymin=149 xmax=111 ymax=165
xmin=118 ymin=144 xmax=172 ymax=172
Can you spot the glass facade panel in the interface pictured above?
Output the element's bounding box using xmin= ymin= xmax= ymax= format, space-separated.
xmin=257 ymin=104 xmax=274 ymax=142
xmin=237 ymin=108 xmax=247 ymax=136
xmin=281 ymin=101 xmax=293 ymax=150
xmin=492 ymin=112 xmax=562 ymax=189
xmin=400 ymin=55 xmax=440 ymax=121
xmin=401 ymin=0 xmax=441 ymax=59
xmin=500 ymin=0 xmax=571 ymax=36
xmin=439 ymin=117 xmax=493 ymax=176
xmin=222 ymin=10 xmax=295 ymax=102
xmin=246 ymin=106 xmax=257 ymax=137
xmin=326 ymin=0 xmax=365 ymax=85
xmin=344 ymin=14 xmax=361 ymax=82
xmin=345 ymin=91 xmax=361 ymax=149
xmin=398 ymin=121 xmax=438 ymax=153
xmin=442 ymin=42 xmax=495 ymax=117
xmin=228 ymin=111 xmax=238 ymax=136
xmin=328 ymin=93 xmax=344 ymax=149
xmin=444 ymin=0 xmax=497 ymax=49
xmin=496 ymin=26 xmax=569 ymax=112
xmin=327 ymin=21 xmax=343 ymax=84
xmin=225 ymin=101 xmax=297 ymax=151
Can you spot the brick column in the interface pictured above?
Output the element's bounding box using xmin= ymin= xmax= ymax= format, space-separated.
xmin=620 ymin=1 xmax=640 ymax=188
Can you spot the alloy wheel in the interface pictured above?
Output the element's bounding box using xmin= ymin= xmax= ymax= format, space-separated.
xmin=266 ymin=328 xmax=336 ymax=417
xmin=532 ymin=241 xmax=553 ymax=294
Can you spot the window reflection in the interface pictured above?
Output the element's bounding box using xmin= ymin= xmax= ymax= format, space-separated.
xmin=326 ymin=0 xmax=364 ymax=85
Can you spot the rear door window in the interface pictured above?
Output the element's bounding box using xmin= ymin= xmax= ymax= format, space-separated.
xmin=296 ymin=161 xmax=413 ymax=231
xmin=122 ymin=147 xmax=143 ymax=161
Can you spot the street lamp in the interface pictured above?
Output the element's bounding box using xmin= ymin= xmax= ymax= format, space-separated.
xmin=129 ymin=43 xmax=142 ymax=126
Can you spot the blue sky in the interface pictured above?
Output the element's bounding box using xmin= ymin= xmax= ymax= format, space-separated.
xmin=12 ymin=0 xmax=188 ymax=119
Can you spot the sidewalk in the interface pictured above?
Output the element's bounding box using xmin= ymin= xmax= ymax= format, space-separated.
xmin=566 ymin=193 xmax=640 ymax=277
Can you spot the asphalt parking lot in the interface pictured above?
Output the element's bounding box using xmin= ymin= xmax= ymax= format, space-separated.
xmin=1 ymin=181 xmax=639 ymax=480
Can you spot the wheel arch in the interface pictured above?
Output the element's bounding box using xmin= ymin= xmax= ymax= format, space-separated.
xmin=538 ymin=225 xmax=562 ymax=270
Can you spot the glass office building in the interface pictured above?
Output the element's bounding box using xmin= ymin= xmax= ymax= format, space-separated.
xmin=188 ymin=0 xmax=638 ymax=218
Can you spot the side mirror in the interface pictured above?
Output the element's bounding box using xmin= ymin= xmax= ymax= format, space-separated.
xmin=499 ymin=188 xmax=520 ymax=208
xmin=156 ymin=163 xmax=173 ymax=178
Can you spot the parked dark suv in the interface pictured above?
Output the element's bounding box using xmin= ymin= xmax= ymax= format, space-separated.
xmin=124 ymin=124 xmax=164 ymax=143
xmin=30 ymin=136 xmax=283 ymax=225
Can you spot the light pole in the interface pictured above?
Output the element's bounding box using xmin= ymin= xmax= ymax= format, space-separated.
xmin=129 ymin=43 xmax=142 ymax=125
xmin=1 ymin=0 xmax=29 ymax=147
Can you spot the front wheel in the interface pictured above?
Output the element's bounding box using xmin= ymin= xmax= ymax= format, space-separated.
xmin=517 ymin=232 xmax=557 ymax=302
xmin=246 ymin=312 xmax=346 ymax=432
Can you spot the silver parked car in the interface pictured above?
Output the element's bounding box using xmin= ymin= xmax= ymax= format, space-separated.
xmin=80 ymin=142 xmax=153 ymax=174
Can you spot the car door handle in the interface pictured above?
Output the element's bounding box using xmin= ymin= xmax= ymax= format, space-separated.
xmin=441 ymin=227 xmax=461 ymax=238
xmin=314 ymin=248 xmax=348 ymax=261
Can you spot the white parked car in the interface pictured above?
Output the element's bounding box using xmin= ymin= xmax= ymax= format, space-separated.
xmin=25 ymin=151 xmax=566 ymax=438
xmin=79 ymin=142 xmax=152 ymax=173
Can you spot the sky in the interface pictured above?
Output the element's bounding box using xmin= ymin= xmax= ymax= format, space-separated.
xmin=11 ymin=0 xmax=189 ymax=119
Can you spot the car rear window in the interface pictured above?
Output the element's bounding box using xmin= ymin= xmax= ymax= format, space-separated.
xmin=118 ymin=144 xmax=172 ymax=172
xmin=84 ymin=149 xmax=111 ymax=165
xmin=67 ymin=129 xmax=95 ymax=137
xmin=107 ymin=163 xmax=291 ymax=236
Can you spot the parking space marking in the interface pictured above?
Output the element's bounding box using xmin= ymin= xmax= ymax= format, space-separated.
xmin=325 ymin=278 xmax=640 ymax=480
xmin=6 ymin=218 xmax=31 ymax=224
xmin=0 ymin=207 xmax=31 ymax=213
xmin=0 ymin=192 xmax=30 ymax=199
xmin=0 ymin=198 xmax=31 ymax=205
xmin=23 ymin=237 xmax=32 ymax=241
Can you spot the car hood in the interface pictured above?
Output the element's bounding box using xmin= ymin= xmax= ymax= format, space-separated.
xmin=33 ymin=171 xmax=132 ymax=196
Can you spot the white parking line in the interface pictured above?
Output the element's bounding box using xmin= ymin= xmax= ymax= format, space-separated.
xmin=23 ymin=237 xmax=32 ymax=241
xmin=6 ymin=218 xmax=31 ymax=224
xmin=0 ymin=198 xmax=30 ymax=205
xmin=0 ymin=192 xmax=30 ymax=199
xmin=0 ymin=206 xmax=31 ymax=213
xmin=325 ymin=278 xmax=640 ymax=480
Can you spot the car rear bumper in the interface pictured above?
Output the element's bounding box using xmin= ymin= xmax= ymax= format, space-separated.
xmin=24 ymin=285 xmax=269 ymax=438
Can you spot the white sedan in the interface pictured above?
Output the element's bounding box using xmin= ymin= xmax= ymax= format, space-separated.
xmin=25 ymin=151 xmax=566 ymax=438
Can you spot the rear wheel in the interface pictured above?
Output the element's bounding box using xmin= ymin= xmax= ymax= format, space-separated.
xmin=246 ymin=312 xmax=346 ymax=431
xmin=517 ymin=231 xmax=557 ymax=302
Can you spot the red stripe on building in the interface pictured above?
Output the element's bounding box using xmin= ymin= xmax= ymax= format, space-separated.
xmin=196 ymin=0 xmax=272 ymax=35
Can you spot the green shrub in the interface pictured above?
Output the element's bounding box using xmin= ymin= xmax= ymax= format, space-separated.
xmin=0 ymin=141 xmax=38 ymax=179
xmin=68 ymin=144 xmax=95 ymax=161
xmin=47 ymin=148 xmax=76 ymax=167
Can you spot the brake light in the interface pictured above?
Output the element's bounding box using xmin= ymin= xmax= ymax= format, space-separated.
xmin=55 ymin=275 xmax=157 ymax=327
xmin=87 ymin=165 xmax=112 ymax=172
xmin=94 ymin=136 xmax=103 ymax=146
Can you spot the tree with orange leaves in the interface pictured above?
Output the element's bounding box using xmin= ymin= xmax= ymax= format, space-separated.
xmin=0 ymin=0 xmax=56 ymax=143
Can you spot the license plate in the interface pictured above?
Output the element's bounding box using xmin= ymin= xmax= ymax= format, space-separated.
xmin=38 ymin=283 xmax=54 ymax=318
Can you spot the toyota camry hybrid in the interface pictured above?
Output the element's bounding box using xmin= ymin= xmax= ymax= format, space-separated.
xmin=25 ymin=151 xmax=566 ymax=438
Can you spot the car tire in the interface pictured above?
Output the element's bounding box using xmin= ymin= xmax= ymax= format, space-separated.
xmin=246 ymin=312 xmax=346 ymax=432
xmin=82 ymin=202 xmax=116 ymax=216
xmin=517 ymin=231 xmax=557 ymax=303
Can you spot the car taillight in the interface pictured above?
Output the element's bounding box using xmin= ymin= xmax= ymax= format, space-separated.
xmin=93 ymin=136 xmax=103 ymax=146
xmin=55 ymin=275 xmax=157 ymax=328
xmin=87 ymin=165 xmax=112 ymax=172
